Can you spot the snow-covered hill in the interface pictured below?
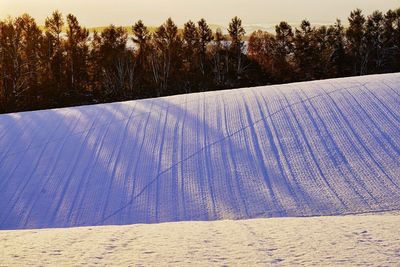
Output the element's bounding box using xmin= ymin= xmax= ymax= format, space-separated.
xmin=0 ymin=73 xmax=399 ymax=230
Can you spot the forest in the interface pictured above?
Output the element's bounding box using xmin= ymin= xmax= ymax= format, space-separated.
xmin=0 ymin=8 xmax=399 ymax=113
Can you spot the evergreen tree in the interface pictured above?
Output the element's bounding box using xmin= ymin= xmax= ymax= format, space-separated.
xmin=327 ymin=19 xmax=348 ymax=77
xmin=132 ymin=20 xmax=151 ymax=96
xmin=197 ymin=18 xmax=213 ymax=75
xmin=66 ymin=14 xmax=89 ymax=98
xmin=210 ymin=28 xmax=228 ymax=87
xmin=151 ymin=18 xmax=182 ymax=96
xmin=16 ymin=14 xmax=42 ymax=107
xmin=294 ymin=20 xmax=315 ymax=79
xmin=228 ymin=16 xmax=246 ymax=79
xmin=44 ymin=11 xmax=65 ymax=95
xmin=364 ymin=11 xmax=384 ymax=74
xmin=274 ymin=21 xmax=294 ymax=82
xmin=382 ymin=9 xmax=400 ymax=72
xmin=0 ymin=18 xmax=23 ymax=111
xmin=346 ymin=9 xmax=366 ymax=75
xmin=182 ymin=20 xmax=200 ymax=92
xmin=132 ymin=20 xmax=150 ymax=66
xmin=97 ymin=25 xmax=129 ymax=100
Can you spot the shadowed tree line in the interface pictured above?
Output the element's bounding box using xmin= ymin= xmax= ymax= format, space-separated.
xmin=0 ymin=8 xmax=399 ymax=113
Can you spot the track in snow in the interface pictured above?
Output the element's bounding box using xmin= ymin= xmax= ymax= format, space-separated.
xmin=0 ymin=73 xmax=399 ymax=230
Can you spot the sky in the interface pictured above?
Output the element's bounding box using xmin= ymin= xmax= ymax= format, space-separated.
xmin=1 ymin=0 xmax=399 ymax=27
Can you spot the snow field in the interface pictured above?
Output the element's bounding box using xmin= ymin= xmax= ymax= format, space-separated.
xmin=1 ymin=213 xmax=399 ymax=266
xmin=0 ymin=73 xmax=399 ymax=229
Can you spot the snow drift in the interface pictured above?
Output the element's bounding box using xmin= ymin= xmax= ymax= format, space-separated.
xmin=0 ymin=73 xmax=399 ymax=230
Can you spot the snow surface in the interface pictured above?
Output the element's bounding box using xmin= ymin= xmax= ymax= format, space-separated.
xmin=1 ymin=213 xmax=400 ymax=266
xmin=0 ymin=73 xmax=399 ymax=230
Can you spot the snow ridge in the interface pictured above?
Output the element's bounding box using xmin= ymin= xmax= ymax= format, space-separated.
xmin=0 ymin=73 xmax=399 ymax=230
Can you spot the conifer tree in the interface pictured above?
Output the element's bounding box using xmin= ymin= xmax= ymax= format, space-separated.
xmin=274 ymin=21 xmax=294 ymax=81
xmin=327 ymin=19 xmax=348 ymax=77
xmin=96 ymin=25 xmax=129 ymax=99
xmin=45 ymin=11 xmax=65 ymax=95
xmin=151 ymin=18 xmax=182 ymax=95
xmin=346 ymin=9 xmax=366 ymax=75
xmin=210 ymin=28 xmax=228 ymax=87
xmin=294 ymin=20 xmax=314 ymax=79
xmin=381 ymin=9 xmax=400 ymax=72
xmin=66 ymin=14 xmax=89 ymax=96
xmin=182 ymin=20 xmax=200 ymax=92
xmin=364 ymin=11 xmax=384 ymax=74
xmin=16 ymin=14 xmax=42 ymax=107
xmin=197 ymin=18 xmax=213 ymax=75
xmin=132 ymin=20 xmax=150 ymax=66
xmin=228 ymin=16 xmax=246 ymax=79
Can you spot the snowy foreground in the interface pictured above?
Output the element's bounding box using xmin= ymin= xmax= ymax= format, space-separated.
xmin=0 ymin=73 xmax=399 ymax=230
xmin=1 ymin=213 xmax=400 ymax=266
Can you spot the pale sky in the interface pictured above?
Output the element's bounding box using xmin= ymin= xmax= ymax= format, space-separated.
xmin=1 ymin=0 xmax=399 ymax=27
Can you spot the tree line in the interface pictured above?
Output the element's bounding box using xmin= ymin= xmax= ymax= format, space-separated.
xmin=0 ymin=8 xmax=399 ymax=113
